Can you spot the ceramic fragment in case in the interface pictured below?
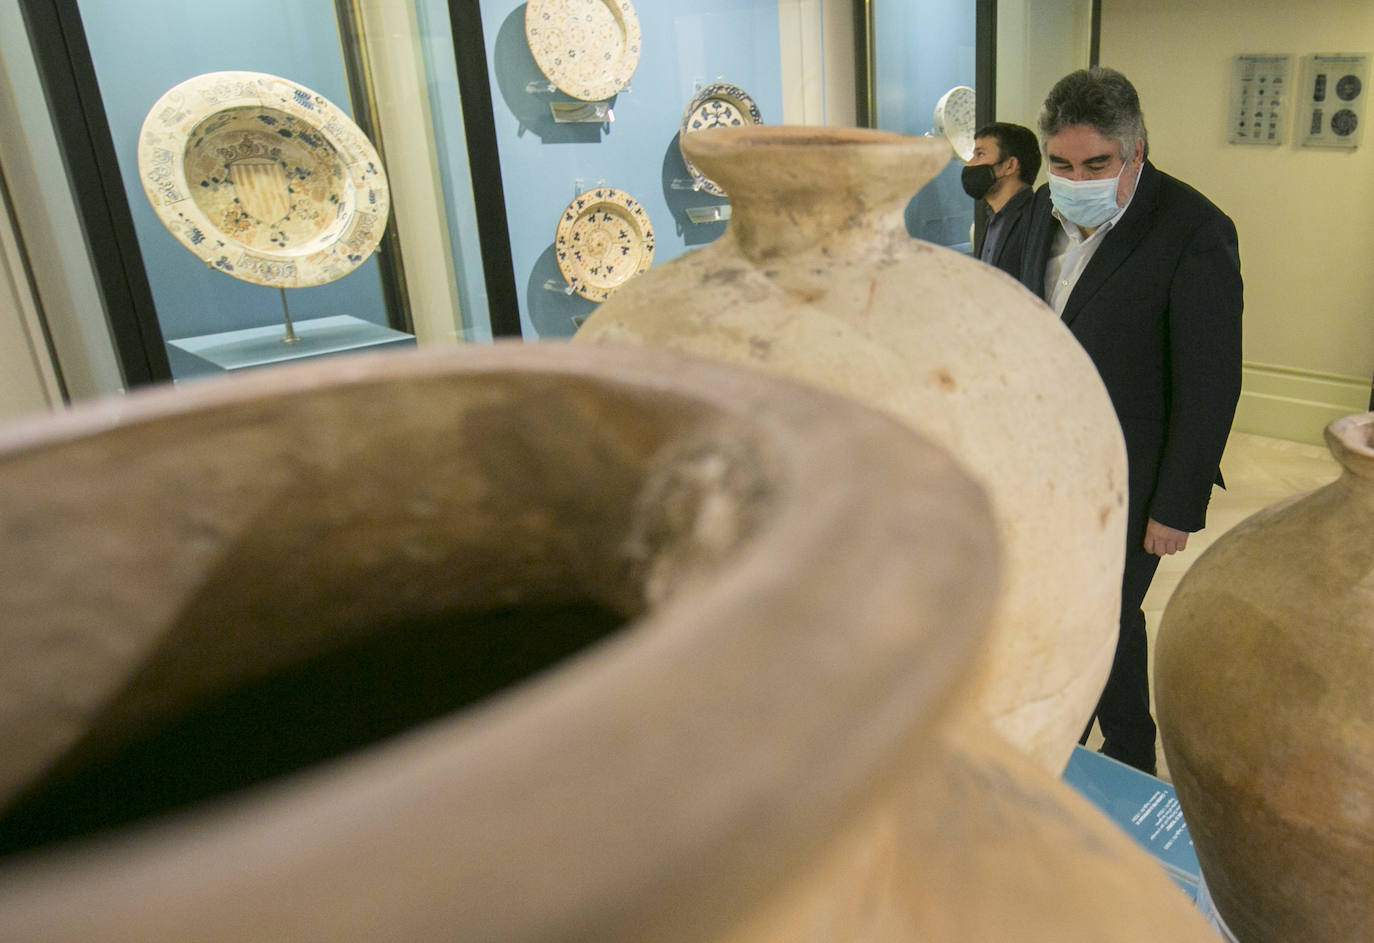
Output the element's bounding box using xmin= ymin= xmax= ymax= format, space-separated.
xmin=137 ymin=71 xmax=390 ymax=289
xmin=1156 ymin=411 xmax=1374 ymax=943
xmin=576 ymin=125 xmax=1129 ymax=772
xmin=554 ymin=186 xmax=654 ymax=301
xmin=0 ymin=343 xmax=1217 ymax=942
xmin=933 ymin=85 xmax=977 ymax=161
xmin=525 ymin=0 xmax=642 ymax=101
xmin=679 ymin=82 xmax=764 ymax=197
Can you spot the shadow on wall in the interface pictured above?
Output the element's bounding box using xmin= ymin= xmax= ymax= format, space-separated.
xmin=660 ymin=134 xmax=728 ymax=246
xmin=526 ymin=245 xmax=599 ymax=338
xmin=493 ymin=5 xmax=613 ymax=144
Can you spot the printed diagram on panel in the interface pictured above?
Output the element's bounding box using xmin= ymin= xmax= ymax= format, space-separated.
xmin=1298 ymin=53 xmax=1370 ymax=148
xmin=1229 ymin=55 xmax=1291 ymax=145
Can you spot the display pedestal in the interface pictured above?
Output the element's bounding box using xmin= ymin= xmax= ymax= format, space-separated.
xmin=167 ymin=315 xmax=415 ymax=378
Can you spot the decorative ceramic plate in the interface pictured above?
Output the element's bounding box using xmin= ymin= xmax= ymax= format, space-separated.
xmin=554 ymin=187 xmax=654 ymax=301
xmin=525 ymin=0 xmax=642 ymax=102
xmin=933 ymin=85 xmax=977 ymax=161
xmin=678 ymin=82 xmax=764 ymax=197
xmin=137 ymin=71 xmax=389 ymax=289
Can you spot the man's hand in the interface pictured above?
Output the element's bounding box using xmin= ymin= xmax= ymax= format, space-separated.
xmin=1144 ymin=518 xmax=1189 ymax=556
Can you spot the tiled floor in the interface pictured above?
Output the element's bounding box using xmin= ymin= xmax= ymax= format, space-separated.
xmin=1084 ymin=430 xmax=1342 ymax=780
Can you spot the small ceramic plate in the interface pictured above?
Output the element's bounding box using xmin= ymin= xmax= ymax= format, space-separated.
xmin=137 ymin=71 xmax=389 ymax=289
xmin=933 ymin=85 xmax=977 ymax=161
xmin=554 ymin=187 xmax=654 ymax=302
xmin=525 ymin=0 xmax=642 ymax=102
xmin=678 ymin=82 xmax=763 ymax=197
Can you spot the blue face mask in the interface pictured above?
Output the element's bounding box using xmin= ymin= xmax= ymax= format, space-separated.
xmin=1048 ymin=161 xmax=1129 ymax=229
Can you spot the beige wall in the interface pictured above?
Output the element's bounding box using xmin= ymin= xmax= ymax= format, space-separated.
xmin=997 ymin=0 xmax=1093 ymax=173
xmin=779 ymin=0 xmax=856 ymax=126
xmin=1101 ymin=0 xmax=1374 ymax=443
xmin=0 ymin=0 xmax=124 ymax=419
xmin=0 ymin=179 xmax=61 ymax=421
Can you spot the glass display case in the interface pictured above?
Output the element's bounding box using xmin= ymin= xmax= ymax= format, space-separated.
xmin=73 ymin=1 xmax=388 ymax=379
xmin=870 ymin=0 xmax=978 ymax=251
xmin=20 ymin=0 xmax=494 ymax=382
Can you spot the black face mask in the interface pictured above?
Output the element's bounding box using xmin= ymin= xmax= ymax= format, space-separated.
xmin=960 ymin=163 xmax=998 ymax=200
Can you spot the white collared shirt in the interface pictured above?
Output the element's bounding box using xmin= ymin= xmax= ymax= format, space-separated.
xmin=1044 ymin=170 xmax=1141 ymax=317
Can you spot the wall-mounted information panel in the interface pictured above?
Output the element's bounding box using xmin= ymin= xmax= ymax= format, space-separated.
xmin=1298 ymin=53 xmax=1370 ymax=149
xmin=1228 ymin=54 xmax=1291 ymax=146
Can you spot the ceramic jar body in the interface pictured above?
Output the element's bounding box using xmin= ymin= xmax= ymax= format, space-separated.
xmin=0 ymin=344 xmax=1217 ymax=941
xmin=577 ymin=126 xmax=1128 ymax=770
xmin=1156 ymin=413 xmax=1374 ymax=942
xmin=1 ymin=343 xmax=996 ymax=940
xmin=0 ymin=345 xmax=1220 ymax=941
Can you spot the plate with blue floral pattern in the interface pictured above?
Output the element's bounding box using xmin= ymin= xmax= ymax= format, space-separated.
xmin=554 ymin=187 xmax=654 ymax=301
xmin=678 ymin=82 xmax=764 ymax=197
xmin=525 ymin=0 xmax=642 ymax=102
xmin=137 ymin=71 xmax=389 ymax=288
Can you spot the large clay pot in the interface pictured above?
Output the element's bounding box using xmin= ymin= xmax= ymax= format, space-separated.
xmin=0 ymin=344 xmax=1215 ymax=941
xmin=576 ymin=126 xmax=1128 ymax=771
xmin=1156 ymin=411 xmax=1374 ymax=942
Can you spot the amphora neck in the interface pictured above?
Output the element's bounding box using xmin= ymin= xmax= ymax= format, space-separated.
xmin=1326 ymin=412 xmax=1374 ymax=489
xmin=682 ymin=126 xmax=953 ymax=263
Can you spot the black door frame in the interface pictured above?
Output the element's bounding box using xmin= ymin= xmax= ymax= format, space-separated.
xmin=444 ymin=2 xmax=521 ymax=338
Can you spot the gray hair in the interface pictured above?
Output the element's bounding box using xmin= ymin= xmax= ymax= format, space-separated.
xmin=1038 ymin=67 xmax=1149 ymax=161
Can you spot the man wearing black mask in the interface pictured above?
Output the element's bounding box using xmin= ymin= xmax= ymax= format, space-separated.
xmin=962 ymin=122 xmax=1041 ymax=278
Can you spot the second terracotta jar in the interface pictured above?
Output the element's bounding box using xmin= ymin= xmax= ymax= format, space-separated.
xmin=1157 ymin=411 xmax=1374 ymax=943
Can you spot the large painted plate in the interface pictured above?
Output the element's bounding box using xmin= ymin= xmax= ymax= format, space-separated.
xmin=525 ymin=0 xmax=642 ymax=102
xmin=678 ymin=82 xmax=764 ymax=197
xmin=932 ymin=85 xmax=977 ymax=161
xmin=554 ymin=187 xmax=654 ymax=302
xmin=137 ymin=71 xmax=389 ymax=289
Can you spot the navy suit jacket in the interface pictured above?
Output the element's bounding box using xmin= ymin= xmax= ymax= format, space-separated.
xmin=1018 ymin=162 xmax=1243 ymax=535
xmin=974 ymin=185 xmax=1033 ymax=279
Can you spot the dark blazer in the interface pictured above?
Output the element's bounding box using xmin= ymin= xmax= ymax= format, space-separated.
xmin=974 ymin=185 xmax=1033 ymax=279
xmin=1018 ymin=161 xmax=1243 ymax=534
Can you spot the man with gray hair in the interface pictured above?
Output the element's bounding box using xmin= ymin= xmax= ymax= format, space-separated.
xmin=1017 ymin=67 xmax=1242 ymax=774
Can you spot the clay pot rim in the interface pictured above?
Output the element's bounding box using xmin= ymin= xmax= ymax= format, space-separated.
xmin=1325 ymin=411 xmax=1374 ymax=477
xmin=0 ymin=342 xmax=999 ymax=942
xmin=681 ymin=123 xmax=952 ymax=161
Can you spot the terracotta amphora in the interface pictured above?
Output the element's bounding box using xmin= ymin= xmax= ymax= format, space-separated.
xmin=575 ymin=125 xmax=1128 ymax=771
xmin=0 ymin=344 xmax=1214 ymax=941
xmin=1156 ymin=411 xmax=1374 ymax=942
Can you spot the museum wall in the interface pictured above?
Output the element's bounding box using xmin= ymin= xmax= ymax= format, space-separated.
xmin=779 ymin=0 xmax=856 ymax=126
xmin=0 ymin=189 xmax=59 ymax=421
xmin=0 ymin=0 xmax=125 ymax=407
xmin=1101 ymin=0 xmax=1374 ymax=444
xmin=0 ymin=16 xmax=65 ymax=421
xmin=994 ymin=0 xmax=1093 ymax=173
